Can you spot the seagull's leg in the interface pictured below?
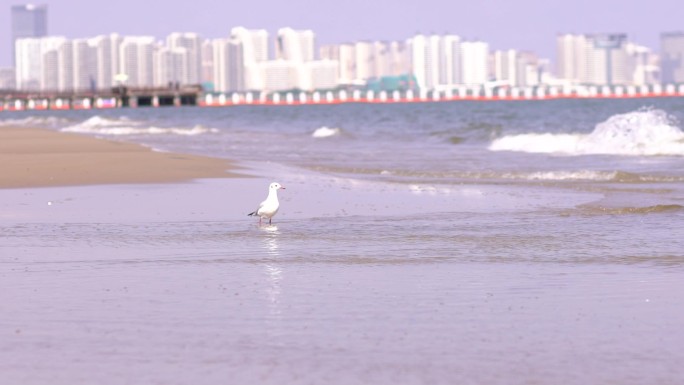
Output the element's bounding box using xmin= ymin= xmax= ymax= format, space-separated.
xmin=259 ymin=217 xmax=262 ymax=226
xmin=269 ymin=218 xmax=272 ymax=225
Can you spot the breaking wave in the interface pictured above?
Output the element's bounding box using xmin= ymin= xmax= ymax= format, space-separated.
xmin=61 ymin=116 xmax=218 ymax=136
xmin=489 ymin=108 xmax=684 ymax=156
xmin=312 ymin=126 xmax=342 ymax=138
xmin=0 ymin=116 xmax=71 ymax=128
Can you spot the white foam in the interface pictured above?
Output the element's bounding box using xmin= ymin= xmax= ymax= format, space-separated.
xmin=61 ymin=116 xmax=218 ymax=136
xmin=518 ymin=170 xmax=617 ymax=181
xmin=489 ymin=108 xmax=684 ymax=156
xmin=0 ymin=116 xmax=71 ymax=128
xmin=312 ymin=126 xmax=341 ymax=138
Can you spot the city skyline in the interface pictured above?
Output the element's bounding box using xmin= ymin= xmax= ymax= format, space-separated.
xmin=2 ymin=0 xmax=684 ymax=67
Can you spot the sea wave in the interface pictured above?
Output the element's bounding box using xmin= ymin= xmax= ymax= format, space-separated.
xmin=306 ymin=164 xmax=683 ymax=183
xmin=312 ymin=126 xmax=342 ymax=138
xmin=0 ymin=116 xmax=71 ymax=128
xmin=506 ymin=170 xmax=684 ymax=183
xmin=579 ymin=204 xmax=684 ymax=215
xmin=61 ymin=116 xmax=218 ymax=136
xmin=489 ymin=108 xmax=684 ymax=156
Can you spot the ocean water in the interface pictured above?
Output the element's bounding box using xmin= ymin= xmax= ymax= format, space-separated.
xmin=2 ymin=98 xmax=684 ymax=384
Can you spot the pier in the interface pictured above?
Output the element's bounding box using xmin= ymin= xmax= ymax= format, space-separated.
xmin=0 ymin=84 xmax=202 ymax=111
xmin=1 ymin=83 xmax=684 ymax=111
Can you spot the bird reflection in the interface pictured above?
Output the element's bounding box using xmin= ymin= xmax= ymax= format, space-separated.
xmin=261 ymin=226 xmax=283 ymax=319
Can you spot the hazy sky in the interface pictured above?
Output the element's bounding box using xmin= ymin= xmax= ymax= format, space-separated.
xmin=2 ymin=0 xmax=683 ymax=67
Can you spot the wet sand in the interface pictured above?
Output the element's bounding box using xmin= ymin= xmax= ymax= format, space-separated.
xmin=1 ymin=177 xmax=683 ymax=385
xmin=0 ymin=126 xmax=241 ymax=188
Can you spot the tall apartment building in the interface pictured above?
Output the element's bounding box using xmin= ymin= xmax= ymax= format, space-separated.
xmin=661 ymin=32 xmax=684 ymax=84
xmin=353 ymin=41 xmax=375 ymax=82
xmin=494 ymin=49 xmax=545 ymax=87
xmin=556 ymin=34 xmax=585 ymax=83
xmin=212 ymin=37 xmax=245 ymax=92
xmin=333 ymin=40 xmax=409 ymax=84
xmin=15 ymin=36 xmax=65 ymax=90
xmin=230 ymin=27 xmax=269 ymax=90
xmin=201 ymin=40 xmax=214 ymax=85
xmin=166 ymin=32 xmax=203 ymax=84
xmin=119 ymin=36 xmax=156 ymax=87
xmin=556 ymin=33 xmax=632 ymax=85
xmin=320 ymin=44 xmax=352 ymax=84
xmin=72 ymin=38 xmax=97 ymax=90
xmin=155 ymin=46 xmax=187 ymax=87
xmin=460 ymin=41 xmax=489 ymax=86
xmin=494 ymin=49 xmax=517 ymax=86
xmin=11 ymin=4 xmax=48 ymax=64
xmin=276 ymin=28 xmax=315 ymax=62
xmin=89 ymin=34 xmax=121 ymax=89
xmin=273 ymin=28 xmax=330 ymax=91
xmin=627 ymin=43 xmax=659 ymax=85
xmin=409 ymin=34 xmax=486 ymax=89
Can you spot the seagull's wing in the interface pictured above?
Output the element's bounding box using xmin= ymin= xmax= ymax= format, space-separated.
xmin=248 ymin=198 xmax=268 ymax=216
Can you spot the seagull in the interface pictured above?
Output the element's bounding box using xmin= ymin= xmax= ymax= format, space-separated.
xmin=248 ymin=182 xmax=286 ymax=225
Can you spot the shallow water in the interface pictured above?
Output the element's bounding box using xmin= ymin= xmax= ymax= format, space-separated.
xmin=2 ymin=99 xmax=684 ymax=384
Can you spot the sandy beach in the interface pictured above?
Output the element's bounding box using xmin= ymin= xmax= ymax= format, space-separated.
xmin=0 ymin=126 xmax=241 ymax=188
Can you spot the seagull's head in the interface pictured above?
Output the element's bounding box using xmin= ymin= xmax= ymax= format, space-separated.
xmin=270 ymin=182 xmax=285 ymax=191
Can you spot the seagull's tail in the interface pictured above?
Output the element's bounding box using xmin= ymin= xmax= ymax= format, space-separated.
xmin=247 ymin=211 xmax=257 ymax=217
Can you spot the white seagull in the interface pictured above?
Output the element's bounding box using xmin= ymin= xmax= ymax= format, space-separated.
xmin=248 ymin=182 xmax=286 ymax=225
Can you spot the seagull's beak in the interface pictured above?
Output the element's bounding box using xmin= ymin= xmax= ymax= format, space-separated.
xmin=280 ymin=186 xmax=286 ymax=190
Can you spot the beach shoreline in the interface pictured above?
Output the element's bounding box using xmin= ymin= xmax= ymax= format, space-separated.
xmin=0 ymin=126 xmax=244 ymax=189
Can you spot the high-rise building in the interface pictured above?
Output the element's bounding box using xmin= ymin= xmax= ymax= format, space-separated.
xmin=276 ymin=28 xmax=315 ymax=62
xmin=201 ymin=40 xmax=214 ymax=85
xmin=72 ymin=38 xmax=97 ymax=90
xmin=494 ymin=49 xmax=518 ymax=86
xmin=15 ymin=37 xmax=42 ymax=90
xmin=212 ymin=37 xmax=245 ymax=92
xmin=410 ymin=34 xmax=469 ymax=89
xmin=90 ymin=34 xmax=122 ymax=89
xmin=353 ymin=41 xmax=375 ymax=82
xmin=155 ymin=46 xmax=187 ymax=87
xmin=11 ymin=4 xmax=48 ymax=64
xmin=661 ymin=32 xmax=684 ymax=84
xmin=556 ymin=34 xmax=585 ymax=83
xmin=15 ymin=36 xmax=65 ymax=90
xmin=460 ymin=40 xmax=489 ymax=86
xmin=320 ymin=44 xmax=349 ymax=84
xmin=119 ymin=36 xmax=157 ymax=87
xmin=557 ymin=33 xmax=631 ymax=85
xmin=627 ymin=43 xmax=659 ymax=85
xmin=516 ymin=51 xmax=541 ymax=87
xmin=586 ymin=33 xmax=629 ymax=85
xmin=166 ymin=32 xmax=203 ymax=84
xmin=230 ymin=27 xmax=269 ymax=90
